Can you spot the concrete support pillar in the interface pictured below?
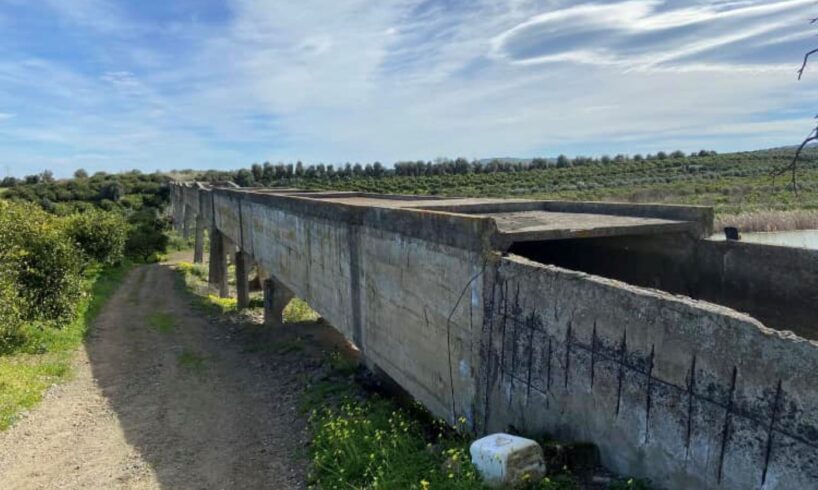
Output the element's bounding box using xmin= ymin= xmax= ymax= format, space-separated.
xmin=235 ymin=251 xmax=250 ymax=309
xmin=263 ymin=277 xmax=295 ymax=327
xmin=193 ymin=214 xmax=205 ymax=264
xmin=173 ymin=192 xmax=183 ymax=232
xmin=182 ymin=205 xmax=194 ymax=240
xmin=208 ymin=227 xmax=229 ymax=298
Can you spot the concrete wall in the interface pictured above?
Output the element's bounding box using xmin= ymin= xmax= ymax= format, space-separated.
xmin=206 ymin=188 xmax=496 ymax=423
xmin=510 ymin=234 xmax=818 ymax=339
xmin=170 ymin=184 xmax=818 ymax=489
xmin=478 ymin=255 xmax=818 ymax=489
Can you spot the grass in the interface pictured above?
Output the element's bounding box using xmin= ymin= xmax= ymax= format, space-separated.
xmin=302 ymin=350 xmax=622 ymax=490
xmin=0 ymin=261 xmax=132 ymax=430
xmin=177 ymin=350 xmax=206 ymax=371
xmin=284 ymin=298 xmax=321 ymax=323
xmin=715 ymin=209 xmax=818 ymax=233
xmin=174 ymin=258 xmax=322 ymax=323
xmin=148 ymin=312 xmax=176 ymax=333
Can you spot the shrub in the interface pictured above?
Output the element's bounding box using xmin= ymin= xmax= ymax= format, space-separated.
xmin=0 ymin=201 xmax=82 ymax=324
xmin=63 ymin=209 xmax=128 ymax=266
xmin=125 ymin=209 xmax=169 ymax=262
xmin=0 ymin=272 xmax=23 ymax=352
xmin=126 ymin=225 xmax=168 ymax=262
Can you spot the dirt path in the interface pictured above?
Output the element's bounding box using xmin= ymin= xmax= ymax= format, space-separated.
xmin=0 ymin=262 xmax=335 ymax=489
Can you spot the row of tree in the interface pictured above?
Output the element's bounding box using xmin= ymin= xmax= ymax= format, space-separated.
xmin=187 ymin=150 xmax=719 ymax=187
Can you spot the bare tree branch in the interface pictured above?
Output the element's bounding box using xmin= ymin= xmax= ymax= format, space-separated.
xmin=771 ymin=124 xmax=818 ymax=196
xmin=797 ymin=48 xmax=818 ymax=80
xmin=775 ymin=16 xmax=818 ymax=195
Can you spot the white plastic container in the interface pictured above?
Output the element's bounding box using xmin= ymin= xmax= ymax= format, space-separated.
xmin=469 ymin=433 xmax=546 ymax=488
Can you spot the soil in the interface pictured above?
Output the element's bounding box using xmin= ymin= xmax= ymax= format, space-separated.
xmin=0 ymin=259 xmax=346 ymax=489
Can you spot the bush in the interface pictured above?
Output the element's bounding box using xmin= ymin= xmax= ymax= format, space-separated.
xmin=0 ymin=201 xmax=82 ymax=325
xmin=0 ymin=273 xmax=22 ymax=352
xmin=125 ymin=209 xmax=169 ymax=262
xmin=63 ymin=209 xmax=128 ymax=266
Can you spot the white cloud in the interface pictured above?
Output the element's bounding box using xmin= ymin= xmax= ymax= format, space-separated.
xmin=2 ymin=0 xmax=818 ymax=177
xmin=491 ymin=0 xmax=814 ymax=70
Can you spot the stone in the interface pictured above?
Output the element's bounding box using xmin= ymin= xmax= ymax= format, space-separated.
xmin=470 ymin=433 xmax=546 ymax=488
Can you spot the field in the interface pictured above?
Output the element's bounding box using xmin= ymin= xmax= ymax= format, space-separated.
xmin=295 ymin=149 xmax=818 ymax=216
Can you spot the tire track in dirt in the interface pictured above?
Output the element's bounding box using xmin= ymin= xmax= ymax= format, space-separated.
xmin=0 ymin=262 xmax=327 ymax=489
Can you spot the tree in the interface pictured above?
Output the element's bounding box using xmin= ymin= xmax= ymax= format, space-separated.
xmin=0 ymin=176 xmax=17 ymax=187
xmin=99 ymin=181 xmax=124 ymax=202
xmin=251 ymin=163 xmax=263 ymax=182
xmin=235 ymin=169 xmax=255 ymax=187
xmin=74 ymin=169 xmax=88 ymax=179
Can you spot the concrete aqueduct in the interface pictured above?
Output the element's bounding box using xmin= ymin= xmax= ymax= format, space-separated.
xmin=171 ymin=182 xmax=818 ymax=490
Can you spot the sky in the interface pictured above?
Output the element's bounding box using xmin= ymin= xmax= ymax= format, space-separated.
xmin=1 ymin=0 xmax=818 ymax=177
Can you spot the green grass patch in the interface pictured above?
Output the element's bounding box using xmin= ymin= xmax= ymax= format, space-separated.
xmin=148 ymin=312 xmax=176 ymax=333
xmin=284 ymin=298 xmax=320 ymax=323
xmin=0 ymin=262 xmax=132 ymax=430
xmin=177 ymin=350 xmax=206 ymax=371
xmin=304 ymin=352 xmax=589 ymax=490
xmin=205 ymin=294 xmax=237 ymax=313
xmin=177 ymin=261 xmax=208 ymax=280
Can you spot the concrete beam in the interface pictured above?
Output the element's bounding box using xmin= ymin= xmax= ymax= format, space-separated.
xmin=235 ymin=251 xmax=250 ymax=309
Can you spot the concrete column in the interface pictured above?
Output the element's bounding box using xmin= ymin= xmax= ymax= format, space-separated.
xmin=208 ymin=227 xmax=229 ymax=298
xmin=235 ymin=251 xmax=250 ymax=309
xmin=193 ymin=213 xmax=205 ymax=264
xmin=263 ymin=277 xmax=295 ymax=327
xmin=182 ymin=205 xmax=193 ymax=240
xmin=173 ymin=190 xmax=183 ymax=232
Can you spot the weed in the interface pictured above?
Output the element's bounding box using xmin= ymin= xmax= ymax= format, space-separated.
xmin=148 ymin=312 xmax=175 ymax=333
xmin=284 ymin=298 xmax=320 ymax=323
xmin=177 ymin=350 xmax=206 ymax=371
xmin=177 ymin=261 xmax=208 ymax=280
xmin=536 ymin=474 xmax=579 ymax=489
xmin=608 ymin=478 xmax=653 ymax=490
xmin=308 ymin=397 xmax=483 ymax=489
xmin=206 ymin=295 xmax=237 ymax=313
xmin=328 ymin=350 xmax=358 ymax=376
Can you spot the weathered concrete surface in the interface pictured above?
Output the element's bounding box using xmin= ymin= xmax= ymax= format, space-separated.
xmin=170 ymin=183 xmax=818 ymax=489
xmin=478 ymin=255 xmax=818 ymax=489
xmin=510 ymin=233 xmax=818 ymax=339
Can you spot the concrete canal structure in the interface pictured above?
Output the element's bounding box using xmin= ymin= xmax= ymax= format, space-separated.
xmin=170 ymin=182 xmax=818 ymax=490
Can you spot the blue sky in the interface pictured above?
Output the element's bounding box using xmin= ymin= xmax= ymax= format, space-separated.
xmin=1 ymin=0 xmax=818 ymax=177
